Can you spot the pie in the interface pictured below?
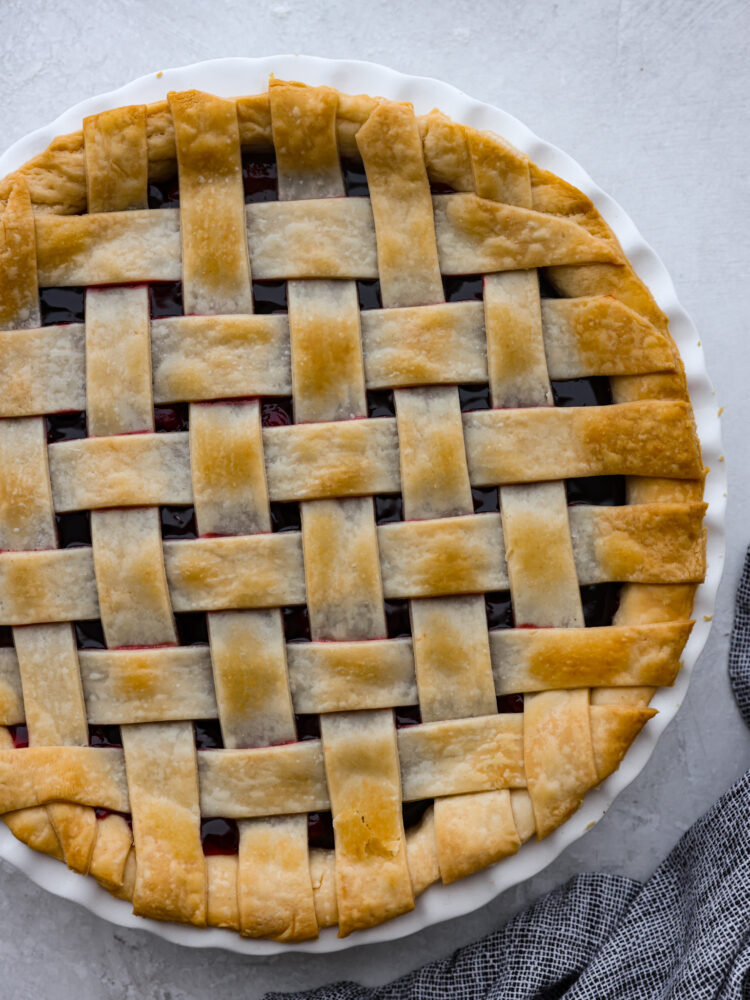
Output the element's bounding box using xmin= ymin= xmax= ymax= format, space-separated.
xmin=0 ymin=76 xmax=706 ymax=941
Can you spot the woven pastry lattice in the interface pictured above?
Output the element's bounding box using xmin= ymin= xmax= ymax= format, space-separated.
xmin=0 ymin=79 xmax=705 ymax=940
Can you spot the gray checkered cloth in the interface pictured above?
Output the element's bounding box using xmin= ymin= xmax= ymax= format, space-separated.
xmin=267 ymin=551 xmax=750 ymax=1000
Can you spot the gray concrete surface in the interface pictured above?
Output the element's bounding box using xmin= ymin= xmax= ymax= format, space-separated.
xmin=0 ymin=1 xmax=748 ymax=996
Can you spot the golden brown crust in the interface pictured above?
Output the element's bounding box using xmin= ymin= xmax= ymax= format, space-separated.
xmin=169 ymin=90 xmax=253 ymax=315
xmin=491 ymin=621 xmax=691 ymax=693
xmin=85 ymin=287 xmax=153 ymax=435
xmin=524 ymin=690 xmax=598 ymax=838
xmin=434 ymin=791 xmax=520 ymax=884
xmin=0 ymin=77 xmax=705 ymax=941
xmin=322 ymin=711 xmax=414 ymax=937
xmin=464 ymin=401 xmax=703 ymax=484
xmin=83 ymin=105 xmax=148 ymax=214
xmin=238 ymin=816 xmax=317 ymax=942
xmin=0 ymin=184 xmax=39 ymax=331
xmin=121 ymin=722 xmax=206 ymax=927
xmin=189 ymin=401 xmax=271 ymax=536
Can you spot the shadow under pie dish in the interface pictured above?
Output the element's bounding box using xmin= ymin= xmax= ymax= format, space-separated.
xmin=0 ymin=74 xmax=707 ymax=943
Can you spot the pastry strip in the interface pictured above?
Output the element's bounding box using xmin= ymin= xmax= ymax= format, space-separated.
xmin=377 ymin=513 xmax=508 ymax=597
xmin=0 ymin=502 xmax=705 ymax=627
xmin=0 ymin=324 xmax=86 ymax=417
xmin=33 ymin=190 xmax=618 ymax=287
xmin=0 ymin=704 xmax=658 ymax=820
xmin=78 ymin=647 xmax=217 ymax=724
xmin=0 ymin=650 xmax=23 ymax=724
xmin=0 ymin=417 xmax=57 ymax=550
xmin=150 ymin=314 xmax=291 ymax=401
xmin=490 ymin=621 xmax=690 ymax=692
xmin=176 ymin=87 xmax=316 ymax=942
xmin=471 ymin=122 xmax=590 ymax=851
xmin=287 ymin=640 xmax=416 ymax=713
xmin=320 ymin=711 xmax=414 ymax=936
xmin=121 ymin=722 xmax=206 ymax=925
xmin=45 ymin=400 xmax=700 ymax=515
xmin=169 ymin=90 xmax=253 ymax=314
xmin=91 ymin=509 xmax=177 ymax=648
xmin=77 ymin=113 xmax=155 ymax=875
xmin=464 ymin=400 xmax=703 ymax=483
xmin=189 ymin=401 xmax=272 ymax=536
xmin=85 ymin=106 xmax=199 ymax=921
xmin=0 ymin=620 xmax=687 ymax=727
xmin=358 ymin=99 xmax=509 ymax=885
xmin=84 ymin=286 xmax=153 ymax=435
xmin=0 ymin=296 xmax=675 ymax=419
xmin=48 ymin=433 xmax=193 ymax=510
xmin=271 ymin=81 xmax=411 ymax=937
xmin=83 ymin=105 xmax=148 ymax=214
xmin=0 ymin=185 xmax=97 ymax=870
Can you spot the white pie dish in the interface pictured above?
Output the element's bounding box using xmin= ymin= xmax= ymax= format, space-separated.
xmin=0 ymin=53 xmax=725 ymax=954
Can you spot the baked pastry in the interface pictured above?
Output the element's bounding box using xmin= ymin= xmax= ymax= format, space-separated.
xmin=0 ymin=76 xmax=705 ymax=941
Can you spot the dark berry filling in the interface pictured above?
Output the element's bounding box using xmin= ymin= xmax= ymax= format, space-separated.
xmin=356 ymin=280 xmax=382 ymax=311
xmin=56 ymin=511 xmax=91 ymax=548
xmin=394 ymin=705 xmax=421 ymax=728
xmin=242 ymin=152 xmax=278 ymax=203
xmin=581 ymin=584 xmax=621 ymax=628
xmin=194 ymin=719 xmax=224 ymax=750
xmin=75 ymin=620 xmax=106 ymax=649
xmin=161 ymin=506 xmax=197 ymax=540
xmin=551 ymin=376 xmax=613 ymax=408
xmin=253 ymin=280 xmax=287 ymax=314
xmin=367 ymin=389 xmax=396 ymax=418
xmin=374 ymin=495 xmax=403 ymax=524
xmin=149 ymin=281 xmax=183 ymax=318
xmin=261 ymin=397 xmax=294 ymax=427
xmin=201 ymin=817 xmax=239 ymax=855
xmin=385 ymin=599 xmax=411 ymax=638
xmin=566 ymin=476 xmax=626 ymax=507
xmin=89 ymin=725 xmax=122 ymax=748
xmin=295 ymin=714 xmax=321 ymax=741
xmin=46 ymin=412 xmax=87 ymax=443
xmin=307 ymin=810 xmax=334 ymax=850
xmin=430 ymin=181 xmax=458 ymax=195
xmin=497 ymin=694 xmax=525 ymax=713
xmin=148 ymin=177 xmax=180 ymax=209
xmin=342 ymin=159 xmax=369 ymax=197
xmin=40 ymin=287 xmax=85 ymax=326
xmin=402 ymin=799 xmax=432 ymax=830
xmin=443 ymin=275 xmax=483 ymax=303
xmin=486 ymin=590 xmax=514 ymax=630
xmin=174 ymin=612 xmax=209 ymax=646
xmin=458 ymin=384 xmax=491 ymax=412
xmin=472 ymin=486 xmax=499 ymax=514
xmin=154 ymin=404 xmax=189 ymax=433
xmin=283 ymin=605 xmax=311 ymax=642
xmin=538 ymin=271 xmax=561 ymax=298
xmin=94 ymin=808 xmax=132 ymax=829
xmin=270 ymin=502 xmax=301 ymax=533
xmin=8 ymin=724 xmax=28 ymax=748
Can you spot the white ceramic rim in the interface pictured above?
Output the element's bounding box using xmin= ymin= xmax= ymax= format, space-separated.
xmin=0 ymin=54 xmax=726 ymax=955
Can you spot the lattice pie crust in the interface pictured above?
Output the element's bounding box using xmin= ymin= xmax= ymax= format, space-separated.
xmin=0 ymin=78 xmax=705 ymax=940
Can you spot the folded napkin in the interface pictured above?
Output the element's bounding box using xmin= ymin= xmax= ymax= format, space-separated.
xmin=269 ymin=551 xmax=750 ymax=1000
